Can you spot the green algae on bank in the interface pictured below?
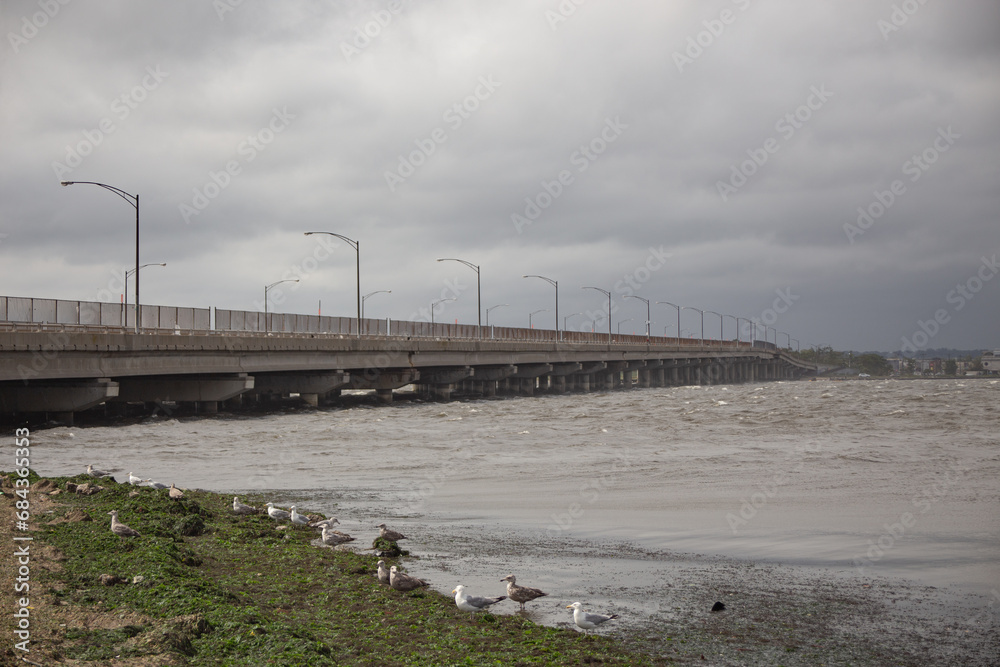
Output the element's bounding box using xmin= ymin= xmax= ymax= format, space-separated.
xmin=3 ymin=472 xmax=658 ymax=666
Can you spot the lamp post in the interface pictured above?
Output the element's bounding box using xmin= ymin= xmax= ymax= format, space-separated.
xmin=431 ymin=297 xmax=456 ymax=327
xmin=656 ymin=301 xmax=681 ymax=342
xmin=681 ymin=306 xmax=704 ymax=347
xmin=779 ymin=331 xmax=791 ymax=348
xmin=264 ymin=279 xmax=299 ymax=332
xmin=523 ymin=274 xmax=558 ymax=339
xmin=529 ymin=309 xmax=550 ymax=329
xmin=582 ymin=286 xmax=612 ymax=344
xmin=486 ymin=303 xmax=508 ymax=327
xmin=124 ymin=263 xmax=166 ymax=328
xmin=705 ymin=310 xmax=723 ymax=348
xmin=617 ymin=318 xmax=633 ymax=335
xmin=304 ymin=232 xmax=360 ymax=336
xmin=791 ymin=338 xmax=800 ymax=352
xmin=361 ymin=290 xmax=391 ymax=320
xmin=61 ymin=181 xmax=140 ymax=332
xmin=624 ymin=295 xmax=650 ymax=340
xmin=722 ymin=314 xmax=738 ymax=345
xmin=766 ymin=326 xmax=776 ymax=347
xmin=736 ymin=317 xmax=751 ymax=345
xmin=437 ymin=258 xmax=481 ymax=336
xmin=563 ymin=312 xmax=583 ymax=331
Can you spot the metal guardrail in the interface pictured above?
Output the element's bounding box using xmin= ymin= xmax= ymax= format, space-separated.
xmin=0 ymin=295 xmax=784 ymax=350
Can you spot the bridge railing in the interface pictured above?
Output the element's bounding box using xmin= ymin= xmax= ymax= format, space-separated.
xmin=0 ymin=294 xmax=774 ymax=351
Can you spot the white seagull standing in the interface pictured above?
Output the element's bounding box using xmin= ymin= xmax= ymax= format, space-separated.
xmin=453 ymin=585 xmax=506 ymax=612
xmin=108 ymin=510 xmax=140 ymax=537
xmin=266 ymin=502 xmax=290 ymax=521
xmin=566 ymin=602 xmax=618 ymax=634
xmin=376 ymin=560 xmax=391 ymax=585
xmin=86 ymin=464 xmax=112 ymax=478
xmin=289 ymin=506 xmax=310 ymax=526
xmin=127 ymin=472 xmax=144 ymax=485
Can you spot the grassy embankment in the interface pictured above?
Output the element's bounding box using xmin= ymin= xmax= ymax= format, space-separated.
xmin=2 ymin=472 xmax=662 ymax=666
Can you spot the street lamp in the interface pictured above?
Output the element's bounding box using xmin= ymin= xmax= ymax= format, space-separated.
xmin=791 ymin=338 xmax=800 ymax=351
xmin=657 ymin=301 xmax=681 ymax=342
xmin=529 ymin=309 xmax=550 ymax=329
xmin=681 ymin=306 xmax=704 ymax=347
xmin=124 ymin=263 xmax=166 ymax=328
xmin=304 ymin=232 xmax=360 ymax=336
xmin=564 ymin=312 xmax=583 ymax=331
xmin=705 ymin=310 xmax=724 ymax=348
xmin=431 ymin=297 xmax=456 ymax=327
xmin=437 ymin=258 xmax=481 ymax=336
xmin=736 ymin=317 xmax=751 ymax=345
xmin=523 ymin=274 xmax=558 ymax=339
xmin=361 ymin=290 xmax=391 ymax=319
xmin=723 ymin=314 xmax=738 ymax=345
xmin=766 ymin=326 xmax=776 ymax=346
xmin=618 ymin=318 xmax=633 ymax=335
xmin=61 ymin=181 xmax=140 ymax=332
xmin=264 ymin=279 xmax=300 ymax=332
xmin=582 ymin=286 xmax=612 ymax=344
xmin=624 ymin=295 xmax=650 ymax=340
xmin=779 ymin=331 xmax=791 ymax=348
xmin=486 ymin=303 xmax=508 ymax=327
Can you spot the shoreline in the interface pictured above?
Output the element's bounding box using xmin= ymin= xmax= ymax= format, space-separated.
xmin=5 ymin=473 xmax=997 ymax=666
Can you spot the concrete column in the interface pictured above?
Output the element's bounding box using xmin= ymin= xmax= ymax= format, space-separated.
xmin=482 ymin=381 xmax=497 ymax=397
xmin=435 ymin=384 xmax=453 ymax=400
xmin=521 ymin=378 xmax=535 ymax=395
xmin=638 ymin=369 xmax=650 ymax=388
xmin=376 ymin=388 xmax=393 ymax=403
xmin=52 ymin=411 xmax=74 ymax=426
xmin=553 ymin=376 xmax=566 ymax=393
xmin=200 ymin=401 xmax=219 ymax=414
xmin=300 ymin=394 xmax=319 ymax=407
xmin=580 ymin=375 xmax=591 ymax=392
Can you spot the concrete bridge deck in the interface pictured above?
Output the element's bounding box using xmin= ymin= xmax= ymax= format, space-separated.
xmin=1 ymin=322 xmax=815 ymax=424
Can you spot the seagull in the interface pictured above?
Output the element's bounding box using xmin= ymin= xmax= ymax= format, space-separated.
xmin=309 ymin=517 xmax=339 ymax=529
xmin=376 ymin=560 xmax=391 ymax=585
xmin=266 ymin=502 xmax=290 ymax=521
xmin=168 ymin=483 xmax=184 ymax=500
xmin=86 ymin=464 xmax=112 ymax=478
xmin=389 ymin=565 xmax=429 ymax=592
xmin=377 ymin=523 xmax=408 ymax=542
xmin=501 ymin=574 xmax=548 ymax=611
xmin=566 ymin=602 xmax=618 ymax=634
xmin=320 ymin=525 xmax=355 ymax=546
xmin=289 ymin=506 xmax=310 ymax=526
xmin=145 ymin=480 xmax=168 ymax=490
xmin=127 ymin=472 xmax=144 ymax=485
xmin=108 ymin=510 xmax=140 ymax=537
xmin=232 ymin=497 xmax=259 ymax=515
xmin=453 ymin=585 xmax=507 ymax=612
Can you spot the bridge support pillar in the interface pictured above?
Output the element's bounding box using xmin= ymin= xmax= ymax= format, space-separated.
xmin=300 ymin=393 xmax=319 ymax=407
xmin=434 ymin=384 xmax=453 ymax=400
xmin=552 ymin=376 xmax=566 ymax=393
xmin=579 ymin=375 xmax=591 ymax=392
xmin=376 ymin=388 xmax=393 ymax=403
xmin=520 ymin=378 xmax=535 ymax=396
xmin=201 ymin=401 xmax=219 ymax=414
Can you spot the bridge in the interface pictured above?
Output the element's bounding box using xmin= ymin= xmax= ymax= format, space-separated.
xmin=0 ymin=295 xmax=815 ymax=425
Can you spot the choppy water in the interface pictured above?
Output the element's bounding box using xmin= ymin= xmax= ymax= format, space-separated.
xmin=26 ymin=378 xmax=1000 ymax=646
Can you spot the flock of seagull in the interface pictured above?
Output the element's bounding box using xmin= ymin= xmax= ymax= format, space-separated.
xmin=91 ymin=463 xmax=618 ymax=634
xmin=243 ymin=499 xmax=619 ymax=634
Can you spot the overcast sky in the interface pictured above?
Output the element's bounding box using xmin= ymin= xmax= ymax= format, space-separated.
xmin=2 ymin=0 xmax=998 ymax=353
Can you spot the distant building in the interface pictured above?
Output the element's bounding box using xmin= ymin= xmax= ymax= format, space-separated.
xmin=982 ymin=350 xmax=1000 ymax=374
